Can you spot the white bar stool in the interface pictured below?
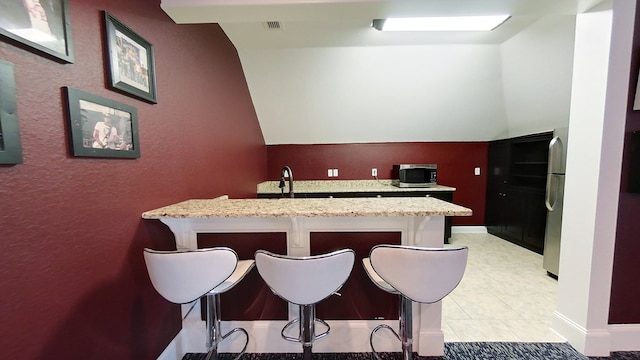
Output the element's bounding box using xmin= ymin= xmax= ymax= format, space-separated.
xmin=254 ymin=249 xmax=355 ymax=360
xmin=362 ymin=245 xmax=468 ymax=360
xmin=143 ymin=247 xmax=255 ymax=360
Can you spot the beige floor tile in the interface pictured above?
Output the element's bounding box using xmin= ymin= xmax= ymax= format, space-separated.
xmin=496 ymin=293 xmax=557 ymax=320
xmin=442 ymin=321 xmax=462 ymax=342
xmin=443 ymin=233 xmax=559 ymax=342
xmin=445 ymin=319 xmax=521 ymax=342
xmin=442 ymin=297 xmax=471 ymax=320
xmin=502 ymin=319 xmax=566 ymax=342
xmin=450 ymin=292 xmax=522 ymax=320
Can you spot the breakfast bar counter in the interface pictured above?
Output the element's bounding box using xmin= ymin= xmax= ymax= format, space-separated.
xmin=256 ymin=179 xmax=456 ymax=196
xmin=256 ymin=180 xmax=459 ymax=242
xmin=142 ymin=195 xmax=468 ymax=219
xmin=142 ymin=196 xmax=471 ymax=356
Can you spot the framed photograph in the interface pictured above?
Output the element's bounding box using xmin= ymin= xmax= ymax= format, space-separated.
xmin=0 ymin=60 xmax=23 ymax=165
xmin=0 ymin=0 xmax=74 ymax=63
xmin=64 ymin=87 xmax=140 ymax=159
xmin=103 ymin=11 xmax=157 ymax=104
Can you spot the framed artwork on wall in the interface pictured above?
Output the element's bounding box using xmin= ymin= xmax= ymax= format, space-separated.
xmin=0 ymin=0 xmax=74 ymax=63
xmin=64 ymin=87 xmax=140 ymax=159
xmin=103 ymin=11 xmax=157 ymax=104
xmin=0 ymin=60 xmax=23 ymax=165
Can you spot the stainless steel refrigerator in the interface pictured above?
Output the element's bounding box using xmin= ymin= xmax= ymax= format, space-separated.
xmin=543 ymin=127 xmax=568 ymax=278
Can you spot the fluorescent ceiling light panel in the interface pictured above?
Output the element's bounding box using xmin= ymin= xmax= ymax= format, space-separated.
xmin=373 ymin=15 xmax=510 ymax=32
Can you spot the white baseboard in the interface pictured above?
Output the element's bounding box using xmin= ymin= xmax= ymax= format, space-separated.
xmin=552 ymin=311 xmax=640 ymax=356
xmin=609 ymin=324 xmax=640 ymax=351
xmin=551 ymin=310 xmax=610 ymax=356
xmin=451 ymin=226 xmax=487 ymax=234
xmin=156 ymin=318 xmax=640 ymax=359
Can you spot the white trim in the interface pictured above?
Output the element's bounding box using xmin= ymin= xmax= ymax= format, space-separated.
xmin=552 ymin=1 xmax=635 ymax=356
xmin=609 ymin=324 xmax=640 ymax=352
xmin=451 ymin=226 xmax=487 ymax=234
xmin=157 ymin=306 xmax=640 ymax=358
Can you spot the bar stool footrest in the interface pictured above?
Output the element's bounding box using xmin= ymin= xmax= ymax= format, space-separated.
xmin=281 ymin=318 xmax=331 ymax=343
xmin=369 ymin=324 xmax=401 ymax=360
xmin=206 ymin=327 xmax=249 ymax=360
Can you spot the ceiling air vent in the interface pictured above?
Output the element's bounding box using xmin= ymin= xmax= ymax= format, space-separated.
xmin=263 ymin=21 xmax=283 ymax=30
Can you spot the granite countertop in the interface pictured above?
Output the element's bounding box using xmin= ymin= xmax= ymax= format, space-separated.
xmin=257 ymin=180 xmax=455 ymax=194
xmin=142 ymin=196 xmax=472 ymax=219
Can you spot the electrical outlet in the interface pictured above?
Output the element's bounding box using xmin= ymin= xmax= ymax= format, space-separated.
xmin=474 ymin=167 xmax=481 ymax=176
xmin=328 ymin=169 xmax=333 ymax=177
xmin=333 ymin=169 xmax=339 ymax=177
xmin=372 ymin=168 xmax=378 ymax=177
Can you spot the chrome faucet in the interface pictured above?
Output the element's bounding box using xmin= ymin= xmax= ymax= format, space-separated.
xmin=279 ymin=166 xmax=294 ymax=198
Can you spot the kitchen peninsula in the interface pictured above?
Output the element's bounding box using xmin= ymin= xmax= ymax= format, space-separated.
xmin=258 ymin=179 xmax=457 ymax=241
xmin=142 ymin=195 xmax=471 ymax=356
xmin=257 ymin=179 xmax=455 ymax=197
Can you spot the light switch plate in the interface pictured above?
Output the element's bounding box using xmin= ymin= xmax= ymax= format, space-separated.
xmin=474 ymin=167 xmax=481 ymax=176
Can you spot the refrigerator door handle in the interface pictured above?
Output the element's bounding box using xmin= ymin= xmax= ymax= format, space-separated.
xmin=546 ymin=136 xmax=563 ymax=212
xmin=545 ymin=175 xmax=555 ymax=211
xmin=547 ymin=136 xmax=564 ymax=174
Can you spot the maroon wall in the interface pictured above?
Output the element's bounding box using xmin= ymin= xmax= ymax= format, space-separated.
xmin=609 ymin=4 xmax=640 ymax=324
xmin=0 ymin=1 xmax=266 ymax=359
xmin=266 ymin=142 xmax=488 ymax=225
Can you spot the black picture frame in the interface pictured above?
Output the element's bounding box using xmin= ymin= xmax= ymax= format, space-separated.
xmin=0 ymin=0 xmax=74 ymax=63
xmin=0 ymin=60 xmax=23 ymax=165
xmin=103 ymin=11 xmax=157 ymax=104
xmin=64 ymin=87 xmax=140 ymax=159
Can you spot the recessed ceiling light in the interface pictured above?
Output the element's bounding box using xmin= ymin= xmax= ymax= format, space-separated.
xmin=372 ymin=15 xmax=511 ymax=32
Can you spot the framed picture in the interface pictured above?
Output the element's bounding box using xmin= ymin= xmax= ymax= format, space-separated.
xmin=0 ymin=0 xmax=74 ymax=63
xmin=103 ymin=11 xmax=157 ymax=104
xmin=0 ymin=60 xmax=23 ymax=164
xmin=64 ymin=87 xmax=140 ymax=159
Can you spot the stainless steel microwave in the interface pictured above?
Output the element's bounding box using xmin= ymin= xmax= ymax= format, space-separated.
xmin=392 ymin=164 xmax=437 ymax=188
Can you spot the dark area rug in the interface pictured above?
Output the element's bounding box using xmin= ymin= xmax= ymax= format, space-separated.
xmin=182 ymin=342 xmax=640 ymax=360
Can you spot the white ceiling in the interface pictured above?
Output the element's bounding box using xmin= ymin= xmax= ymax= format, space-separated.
xmin=160 ymin=0 xmax=603 ymax=48
xmin=158 ymin=0 xmax=604 ymax=145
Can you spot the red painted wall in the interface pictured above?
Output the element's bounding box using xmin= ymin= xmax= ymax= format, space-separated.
xmin=609 ymin=4 xmax=640 ymax=324
xmin=267 ymin=142 xmax=488 ymax=225
xmin=0 ymin=1 xmax=266 ymax=359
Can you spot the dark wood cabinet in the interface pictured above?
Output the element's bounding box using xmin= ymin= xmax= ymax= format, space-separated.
xmin=521 ymin=187 xmax=547 ymax=252
xmin=487 ymin=139 xmax=510 ymax=185
xmin=486 ymin=133 xmax=551 ymax=254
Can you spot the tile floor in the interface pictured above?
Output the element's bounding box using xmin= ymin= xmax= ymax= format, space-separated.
xmin=442 ymin=232 xmax=565 ymax=343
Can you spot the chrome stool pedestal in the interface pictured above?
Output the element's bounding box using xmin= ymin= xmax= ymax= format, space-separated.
xmin=255 ymin=249 xmax=355 ymax=360
xmin=281 ymin=304 xmax=330 ymax=359
xmin=370 ymin=296 xmax=413 ymax=360
xmin=143 ymin=247 xmax=254 ymax=360
xmin=205 ymin=292 xmax=249 ymax=360
xmin=363 ymin=245 xmax=468 ymax=360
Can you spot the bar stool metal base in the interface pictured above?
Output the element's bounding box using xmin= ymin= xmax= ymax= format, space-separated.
xmin=206 ymin=294 xmax=249 ymax=360
xmin=281 ymin=304 xmax=330 ymax=360
xmin=370 ymin=295 xmax=413 ymax=360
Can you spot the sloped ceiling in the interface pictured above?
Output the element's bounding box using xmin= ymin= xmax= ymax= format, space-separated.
xmin=159 ymin=0 xmax=603 ymax=144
